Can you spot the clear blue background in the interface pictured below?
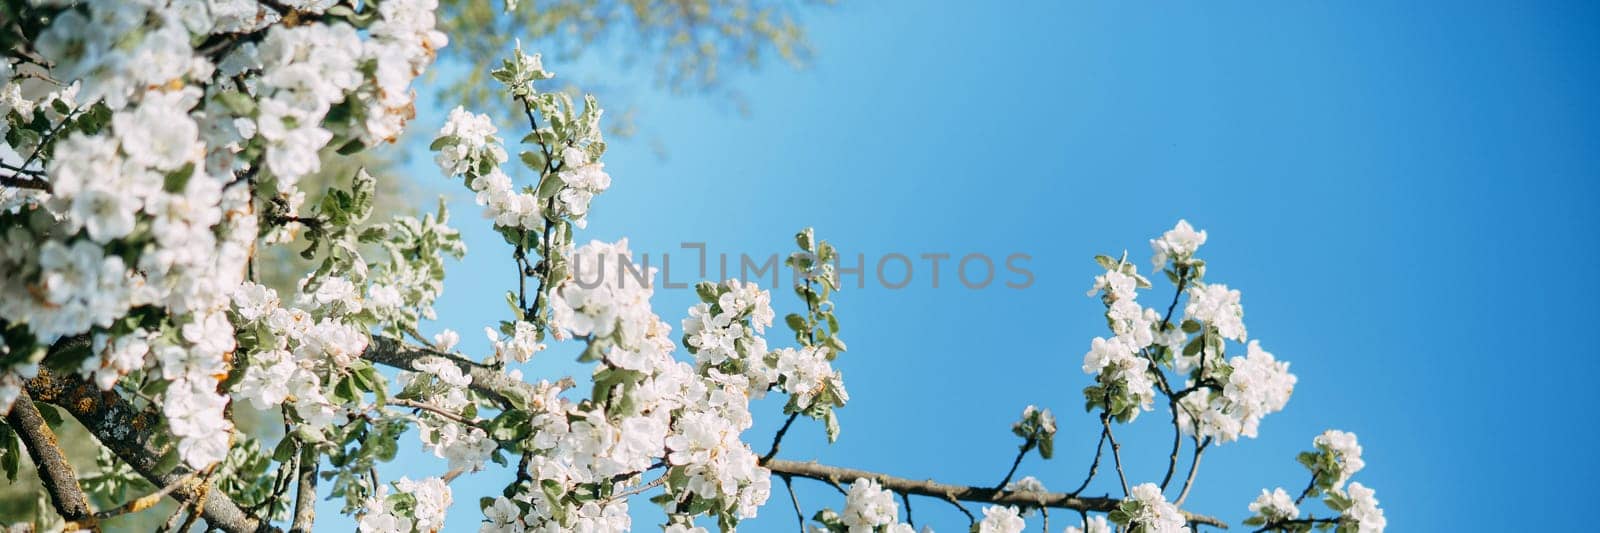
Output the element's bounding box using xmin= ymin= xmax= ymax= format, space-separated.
xmin=321 ymin=1 xmax=1600 ymax=530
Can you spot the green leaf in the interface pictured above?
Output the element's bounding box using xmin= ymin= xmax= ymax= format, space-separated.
xmin=823 ymin=409 xmax=840 ymax=443
xmin=1094 ymin=255 xmax=1118 ymax=270
xmin=519 ymin=150 xmax=546 ymax=172
xmin=335 ymin=138 xmax=367 ymax=155
xmin=0 ymin=424 xmax=18 ymax=480
xmin=215 ymin=91 xmax=257 ymax=115
xmin=795 ymin=228 xmax=815 ymax=252
xmin=429 ymin=135 xmax=458 ymax=151
xmin=694 ymin=281 xmax=719 ymax=303
xmin=273 ymin=437 xmax=298 ymax=462
xmin=784 ymin=313 xmax=807 ymax=333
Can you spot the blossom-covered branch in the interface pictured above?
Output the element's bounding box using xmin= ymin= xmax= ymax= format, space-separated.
xmin=763 ymin=459 xmax=1229 ymax=529
xmin=0 ymin=0 xmax=1389 ymax=530
xmin=22 ymin=369 xmax=263 ymax=533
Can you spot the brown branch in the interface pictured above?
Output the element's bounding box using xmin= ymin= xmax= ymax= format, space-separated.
xmin=0 ymin=172 xmax=50 ymax=191
xmin=994 ymin=441 xmax=1032 ymax=491
xmin=290 ymin=445 xmax=318 ymax=532
xmin=1294 ymin=471 xmax=1319 ymax=505
xmin=388 ymin=398 xmax=481 ymax=428
xmin=1159 ymin=401 xmax=1183 ymax=491
xmin=1252 ymin=516 xmax=1340 ymax=532
xmin=356 ymin=336 xmax=1232 ymax=528
xmin=761 ymin=412 xmax=799 ymax=463
xmin=24 ymin=367 xmax=271 ymax=533
xmin=1174 ymin=436 xmax=1210 ymax=506
xmin=1101 ymin=411 xmax=1130 ymax=497
xmin=762 ymin=459 xmax=1228 ymax=529
xmin=1068 ymin=427 xmax=1108 ymax=497
xmin=91 ymin=473 xmax=192 ymax=522
xmin=5 ymin=391 xmax=93 ymax=524
xmin=780 ymin=474 xmax=804 ymax=533
xmin=363 ymin=335 xmax=552 ymax=408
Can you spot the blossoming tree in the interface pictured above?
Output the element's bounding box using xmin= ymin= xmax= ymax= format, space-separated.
xmin=0 ymin=1 xmax=1386 ymax=532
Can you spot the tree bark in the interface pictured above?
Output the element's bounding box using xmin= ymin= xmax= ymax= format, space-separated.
xmin=24 ymin=369 xmax=270 ymax=533
xmin=289 ymin=446 xmax=317 ymax=532
xmin=5 ymin=390 xmax=93 ymax=524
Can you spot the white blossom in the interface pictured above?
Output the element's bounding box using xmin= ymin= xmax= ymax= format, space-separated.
xmin=978 ymin=505 xmax=1026 ymax=533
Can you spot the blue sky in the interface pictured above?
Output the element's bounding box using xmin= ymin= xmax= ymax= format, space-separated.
xmin=320 ymin=1 xmax=1600 ymax=530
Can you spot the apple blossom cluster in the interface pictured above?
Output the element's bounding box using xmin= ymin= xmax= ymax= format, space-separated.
xmin=977 ymin=505 xmax=1026 ymax=533
xmin=1149 ymin=220 xmax=1207 ymax=272
xmin=358 ymin=476 xmax=454 ymax=533
xmin=1331 ymin=483 xmax=1386 ymax=533
xmin=1248 ymin=430 xmax=1385 ymax=532
xmin=454 ymin=243 xmax=777 ymax=531
xmin=683 ymin=279 xmax=775 ymax=387
xmin=230 ymin=281 xmax=373 ymax=432
xmin=1175 ymin=340 xmax=1297 ymax=443
xmin=1247 ymin=488 xmax=1298 ymax=523
xmin=0 ymin=0 xmax=446 ymax=476
xmin=1082 ymin=335 xmax=1158 ymax=422
xmin=1108 ymin=483 xmax=1190 ymax=533
xmin=431 ymin=45 xmax=610 ymax=238
xmin=807 ymin=478 xmax=915 ymax=533
xmin=0 ymin=0 xmax=1391 ymax=528
xmin=1082 ymin=221 xmax=1297 ymax=443
xmin=1307 ymin=429 xmax=1366 ymax=491
xmin=1009 ymin=405 xmax=1057 ymax=460
xmin=1183 ymin=283 xmax=1247 ymax=346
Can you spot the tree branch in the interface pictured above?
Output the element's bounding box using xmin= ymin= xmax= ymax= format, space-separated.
xmin=780 ymin=474 xmax=804 ymax=533
xmin=1174 ymin=436 xmax=1210 ymax=506
xmin=761 ymin=412 xmax=799 ymax=463
xmin=1068 ymin=427 xmax=1108 ymax=497
xmin=362 ymin=335 xmax=553 ymax=407
xmin=357 ymin=336 xmax=1231 ymax=528
xmin=290 ymin=445 xmax=317 ymax=532
xmin=5 ymin=390 xmax=93 ymax=524
xmin=762 ymin=459 xmax=1227 ymax=529
xmin=91 ymin=473 xmax=192 ymax=522
xmin=994 ymin=441 xmax=1031 ymax=491
xmin=1101 ymin=411 xmax=1131 ymax=497
xmin=0 ymin=172 xmax=50 ymax=191
xmin=1252 ymin=516 xmax=1340 ymax=532
xmin=24 ymin=368 xmax=270 ymax=533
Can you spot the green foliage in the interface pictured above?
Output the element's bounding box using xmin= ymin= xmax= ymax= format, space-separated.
xmin=436 ymin=0 xmax=836 ymax=119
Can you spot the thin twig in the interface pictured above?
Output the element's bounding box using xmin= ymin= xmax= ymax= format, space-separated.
xmin=92 ymin=474 xmax=192 ymax=521
xmin=1174 ymin=437 xmax=1210 ymax=506
xmin=1101 ymin=412 xmax=1131 ymax=497
xmin=945 ymin=493 xmax=977 ymax=526
xmin=1159 ymin=400 xmax=1184 ymax=491
xmin=608 ymin=475 xmax=667 ymax=503
xmin=781 ymin=475 xmax=804 ymax=533
xmin=761 ymin=412 xmax=800 ymax=463
xmin=1068 ymin=426 xmax=1108 ymax=497
xmin=900 ymin=490 xmax=914 ymax=528
xmin=388 ymin=398 xmax=480 ymax=427
xmin=994 ymin=442 xmax=1032 ymax=490
xmin=1294 ymin=471 xmax=1320 ymax=505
